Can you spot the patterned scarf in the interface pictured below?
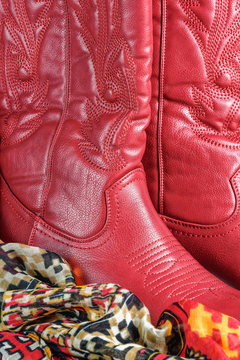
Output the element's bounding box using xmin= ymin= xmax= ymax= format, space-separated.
xmin=0 ymin=241 xmax=239 ymax=360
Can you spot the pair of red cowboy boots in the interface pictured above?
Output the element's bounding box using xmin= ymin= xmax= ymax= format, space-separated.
xmin=1 ymin=0 xmax=239 ymax=324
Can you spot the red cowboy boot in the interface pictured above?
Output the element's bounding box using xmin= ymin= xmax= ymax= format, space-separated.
xmin=1 ymin=0 xmax=239 ymax=324
xmin=144 ymin=0 xmax=240 ymax=288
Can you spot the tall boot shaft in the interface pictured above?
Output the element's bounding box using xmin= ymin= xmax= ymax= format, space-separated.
xmin=1 ymin=0 xmax=152 ymax=238
xmin=144 ymin=0 xmax=240 ymax=287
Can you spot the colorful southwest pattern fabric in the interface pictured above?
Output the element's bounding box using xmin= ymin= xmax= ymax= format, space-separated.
xmin=0 ymin=241 xmax=239 ymax=360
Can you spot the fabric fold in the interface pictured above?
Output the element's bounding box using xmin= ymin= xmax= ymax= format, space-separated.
xmin=0 ymin=241 xmax=239 ymax=360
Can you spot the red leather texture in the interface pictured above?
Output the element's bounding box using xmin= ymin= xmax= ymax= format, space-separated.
xmin=2 ymin=169 xmax=240 ymax=324
xmin=1 ymin=0 xmax=240 ymax=323
xmin=144 ymin=0 xmax=240 ymax=287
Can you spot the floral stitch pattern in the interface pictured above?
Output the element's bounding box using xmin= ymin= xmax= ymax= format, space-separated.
xmin=0 ymin=0 xmax=52 ymax=146
xmin=179 ymin=0 xmax=240 ymax=143
xmin=75 ymin=0 xmax=137 ymax=171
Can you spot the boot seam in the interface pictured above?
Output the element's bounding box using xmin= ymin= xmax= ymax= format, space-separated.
xmin=39 ymin=0 xmax=71 ymax=219
xmin=33 ymin=174 xmax=146 ymax=246
xmin=1 ymin=189 xmax=34 ymax=226
xmin=157 ymin=0 xmax=167 ymax=215
xmin=30 ymin=169 xmax=146 ymax=246
xmin=28 ymin=221 xmax=38 ymax=246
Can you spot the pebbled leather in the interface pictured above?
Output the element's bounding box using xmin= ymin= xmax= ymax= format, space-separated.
xmin=144 ymin=0 xmax=240 ymax=287
xmin=1 ymin=0 xmax=240 ymax=323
